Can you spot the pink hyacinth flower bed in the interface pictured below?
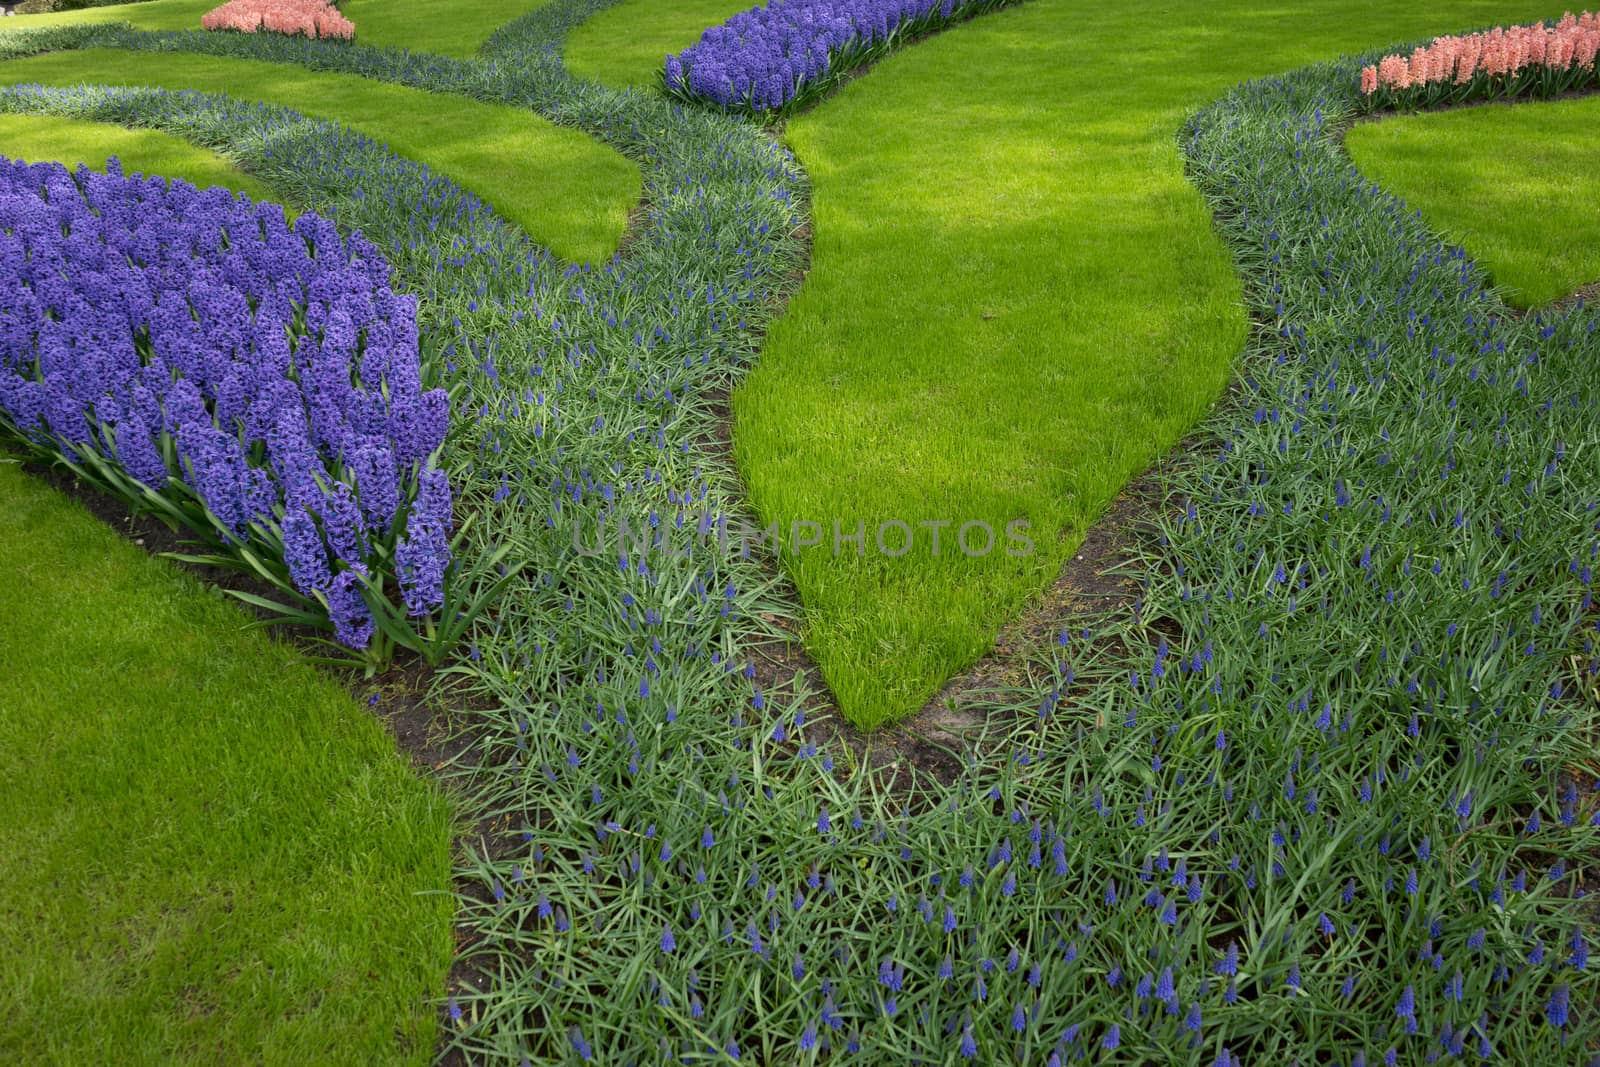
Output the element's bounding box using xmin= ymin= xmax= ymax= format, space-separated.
xmin=201 ymin=0 xmax=354 ymax=40
xmin=1360 ymin=12 xmax=1600 ymax=106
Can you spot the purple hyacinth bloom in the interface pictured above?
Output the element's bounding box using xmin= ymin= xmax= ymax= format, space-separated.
xmin=112 ymin=412 xmax=169 ymax=488
xmin=318 ymin=481 xmax=367 ymax=565
xmin=409 ymin=387 xmax=449 ymax=461
xmin=666 ymin=0 xmax=1017 ymax=114
xmin=282 ymin=504 xmax=331 ymax=594
xmin=349 ymin=441 xmax=399 ymax=532
xmin=182 ymin=421 xmax=252 ymax=539
xmin=328 ymin=564 xmax=373 ymax=649
xmin=396 ymin=467 xmax=452 ymax=616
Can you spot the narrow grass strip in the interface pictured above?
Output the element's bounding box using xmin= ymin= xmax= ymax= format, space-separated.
xmin=0 ymin=458 xmax=455 ymax=1065
xmin=1345 ymin=93 xmax=1600 ymax=307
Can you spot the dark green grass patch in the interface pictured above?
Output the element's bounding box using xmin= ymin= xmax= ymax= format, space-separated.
xmin=342 ymin=0 xmax=556 ymax=57
xmin=0 ymin=46 xmax=639 ymax=264
xmin=0 ymin=459 xmax=455 ymax=1064
xmin=1345 ymin=93 xmax=1600 ymax=308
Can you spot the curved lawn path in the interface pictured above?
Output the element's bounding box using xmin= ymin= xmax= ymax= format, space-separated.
xmin=1346 ymin=92 xmax=1600 ymax=308
xmin=571 ymin=0 xmax=1578 ymax=728
xmin=0 ymin=47 xmax=638 ymax=263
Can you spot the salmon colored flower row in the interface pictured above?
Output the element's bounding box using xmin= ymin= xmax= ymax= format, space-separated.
xmin=1360 ymin=12 xmax=1600 ymax=95
xmin=200 ymin=0 xmax=354 ymax=40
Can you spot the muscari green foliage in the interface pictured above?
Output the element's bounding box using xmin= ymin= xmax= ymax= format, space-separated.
xmin=0 ymin=460 xmax=455 ymax=1065
xmin=568 ymin=0 xmax=1578 ymax=728
xmin=1346 ymin=93 xmax=1600 ymax=308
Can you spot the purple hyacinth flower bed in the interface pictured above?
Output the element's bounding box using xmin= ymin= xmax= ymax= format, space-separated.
xmin=0 ymin=156 xmax=453 ymax=655
xmin=664 ymin=0 xmax=1023 ymax=115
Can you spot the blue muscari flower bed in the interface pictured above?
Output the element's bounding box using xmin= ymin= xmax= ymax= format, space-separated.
xmin=0 ymin=154 xmax=452 ymax=652
xmin=0 ymin=7 xmax=1597 ymax=1063
xmin=664 ymin=0 xmax=1024 ymax=114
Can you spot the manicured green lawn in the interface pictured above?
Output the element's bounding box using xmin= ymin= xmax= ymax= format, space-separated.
xmin=0 ymin=109 xmax=280 ymax=201
xmin=0 ymin=46 xmax=639 ymax=265
xmin=0 ymin=459 xmax=454 ymax=1064
xmin=567 ymin=0 xmax=1567 ymax=728
xmin=9 ymin=0 xmax=550 ymax=58
xmin=1345 ymin=93 xmax=1600 ymax=308
xmin=565 ymin=0 xmax=748 ymax=88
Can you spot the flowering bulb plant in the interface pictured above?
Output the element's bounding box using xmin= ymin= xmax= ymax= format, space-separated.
xmin=201 ymin=0 xmax=355 ymax=41
xmin=1359 ymin=11 xmax=1600 ymax=107
xmin=664 ymin=0 xmax=1021 ymax=115
xmin=0 ymin=156 xmax=490 ymax=669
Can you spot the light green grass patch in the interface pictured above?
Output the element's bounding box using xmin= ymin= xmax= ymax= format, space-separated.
xmin=0 ymin=47 xmax=640 ymax=263
xmin=0 ymin=459 xmax=454 ymax=1065
xmin=0 ymin=109 xmax=281 ymax=203
xmin=1344 ymin=93 xmax=1600 ymax=308
xmin=565 ymin=0 xmax=750 ymax=88
xmin=568 ymin=0 xmax=1569 ymax=728
xmin=8 ymin=0 xmax=550 ymax=57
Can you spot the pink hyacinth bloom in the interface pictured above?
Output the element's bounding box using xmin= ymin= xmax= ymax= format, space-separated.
xmin=1409 ymin=46 xmax=1430 ymax=85
xmin=1361 ymin=12 xmax=1600 ymax=95
xmin=202 ymin=0 xmax=353 ymax=40
xmin=1377 ymin=54 xmax=1408 ymax=89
